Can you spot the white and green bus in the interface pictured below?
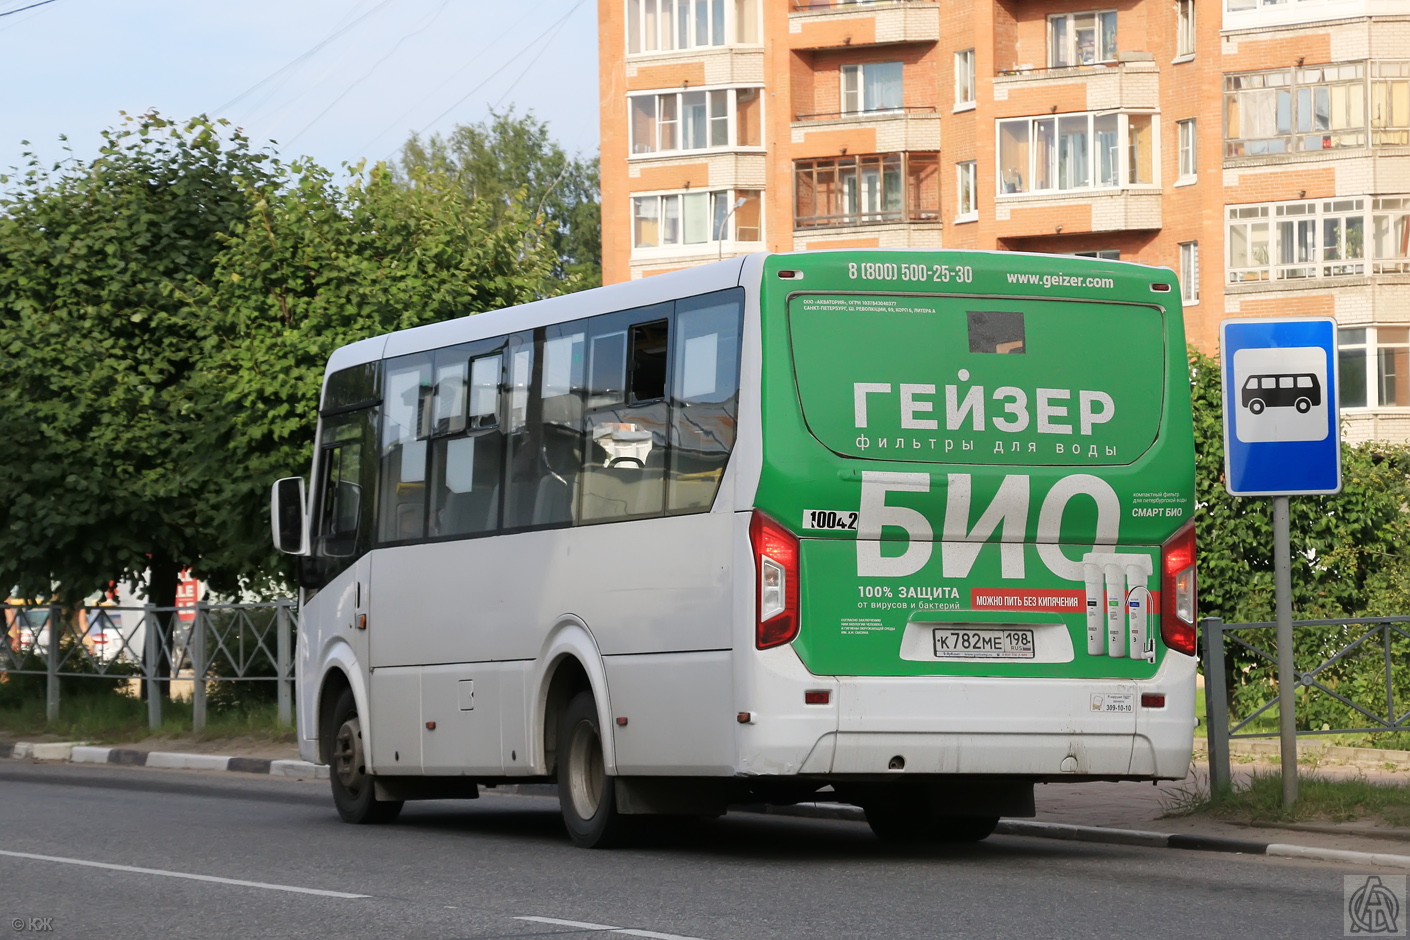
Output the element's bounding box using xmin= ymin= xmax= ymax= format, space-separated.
xmin=272 ymin=249 xmax=1198 ymax=847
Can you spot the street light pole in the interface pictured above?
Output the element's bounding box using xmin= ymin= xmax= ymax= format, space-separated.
xmin=717 ymin=196 xmax=748 ymax=261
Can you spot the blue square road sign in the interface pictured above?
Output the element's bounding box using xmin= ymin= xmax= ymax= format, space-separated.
xmin=1220 ymin=317 xmax=1342 ymax=496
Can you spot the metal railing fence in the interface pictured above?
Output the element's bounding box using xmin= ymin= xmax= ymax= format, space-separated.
xmin=1 ymin=600 xmax=297 ymax=731
xmin=1202 ymin=615 xmax=1410 ymax=792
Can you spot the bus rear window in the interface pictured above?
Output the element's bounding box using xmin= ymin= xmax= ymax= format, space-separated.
xmin=788 ymin=293 xmax=1166 ymax=466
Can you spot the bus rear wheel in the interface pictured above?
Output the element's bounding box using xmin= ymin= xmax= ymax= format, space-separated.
xmin=329 ymin=688 xmax=403 ymax=824
xmin=864 ymin=798 xmax=998 ymax=844
xmin=558 ymin=690 xmax=631 ymax=848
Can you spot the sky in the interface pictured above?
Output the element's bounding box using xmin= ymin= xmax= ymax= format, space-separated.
xmin=0 ymin=0 xmax=600 ymax=178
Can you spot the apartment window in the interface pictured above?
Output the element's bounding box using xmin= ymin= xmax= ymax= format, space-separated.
xmin=1074 ymin=250 xmax=1120 ymax=259
xmin=794 ymin=153 xmax=939 ymax=228
xmin=1177 ymin=119 xmax=1197 ymax=181
xmin=1048 ymin=11 xmax=1116 ymax=68
xmin=997 ymin=111 xmax=1154 ymax=194
xmin=1224 ymin=64 xmax=1369 ymax=156
xmin=1339 ymin=327 xmax=1410 ymax=409
xmin=626 ymin=0 xmax=758 ymax=54
xmin=1373 ymin=62 xmax=1410 ymax=146
xmin=1179 ymin=242 xmax=1199 ymax=303
xmin=630 ymin=87 xmax=763 ymax=154
xmin=632 ymin=189 xmax=763 ymax=248
xmin=955 ymin=49 xmax=976 ymax=108
xmin=1373 ymin=197 xmax=1410 ymax=273
xmin=956 ymin=161 xmax=977 ymax=220
xmin=1226 ymin=198 xmax=1376 ymax=282
xmin=1176 ymin=0 xmax=1194 ymax=57
xmin=841 ymin=62 xmax=903 ymax=115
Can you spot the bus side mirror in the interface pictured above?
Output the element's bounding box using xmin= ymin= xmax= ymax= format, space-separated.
xmin=271 ymin=477 xmax=310 ymax=556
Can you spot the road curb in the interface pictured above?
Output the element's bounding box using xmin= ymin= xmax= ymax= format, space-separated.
xmin=6 ymin=741 xmax=328 ymax=779
xmin=9 ymin=741 xmax=1409 ymax=868
xmin=763 ymin=803 xmax=1410 ymax=869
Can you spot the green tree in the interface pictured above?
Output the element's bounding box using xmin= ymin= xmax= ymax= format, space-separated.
xmin=398 ymin=108 xmax=601 ymax=290
xmin=0 ymin=114 xmax=561 ymax=701
xmin=0 ymin=113 xmax=280 ymax=618
xmin=190 ymin=159 xmax=559 ymax=593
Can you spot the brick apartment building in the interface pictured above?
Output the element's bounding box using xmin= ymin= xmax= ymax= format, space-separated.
xmin=598 ymin=0 xmax=1410 ymax=443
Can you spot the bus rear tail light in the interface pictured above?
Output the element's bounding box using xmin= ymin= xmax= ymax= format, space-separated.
xmin=1160 ymin=523 xmax=1197 ymax=656
xmin=751 ymin=510 xmax=800 ymax=649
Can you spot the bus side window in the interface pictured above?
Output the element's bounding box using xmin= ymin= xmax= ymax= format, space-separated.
xmin=668 ymin=290 xmax=743 ymax=513
xmin=503 ymin=332 xmax=539 ymax=529
xmin=428 ymin=345 xmax=505 ymax=539
xmin=580 ymin=304 xmax=673 ymax=523
xmin=379 ymin=354 xmax=433 ymax=543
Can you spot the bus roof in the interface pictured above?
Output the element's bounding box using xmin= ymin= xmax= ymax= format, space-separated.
xmin=324 ymin=255 xmax=750 ymax=377
xmin=323 ymin=248 xmax=1176 ymax=379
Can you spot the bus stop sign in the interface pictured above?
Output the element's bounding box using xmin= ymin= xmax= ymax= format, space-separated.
xmin=1220 ymin=317 xmax=1342 ymax=496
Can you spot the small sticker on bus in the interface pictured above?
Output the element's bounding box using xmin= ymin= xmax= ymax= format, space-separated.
xmin=802 ymin=510 xmax=859 ymax=532
xmin=1090 ymin=693 xmax=1135 ymax=713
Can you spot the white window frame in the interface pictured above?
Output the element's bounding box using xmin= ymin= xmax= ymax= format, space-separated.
xmin=996 ymin=110 xmax=1159 ymax=196
xmin=1224 ymin=197 xmax=1399 ymax=283
xmin=1175 ymin=0 xmax=1194 ymax=59
xmin=628 ymin=86 xmax=765 ymax=156
xmin=1338 ymin=326 xmax=1410 ymax=410
xmin=1047 ymin=10 xmax=1117 ymax=69
xmin=625 ymin=0 xmax=760 ymax=56
xmin=954 ymin=49 xmax=976 ymax=111
xmin=955 ymin=161 xmax=977 ymax=221
xmin=1223 ymin=63 xmax=1373 ymax=157
xmin=631 ymin=187 xmax=764 ymax=252
xmin=841 ymin=62 xmax=905 ymax=116
xmin=1176 ymin=119 xmax=1197 ymax=183
xmin=1179 ymin=242 xmax=1199 ymax=304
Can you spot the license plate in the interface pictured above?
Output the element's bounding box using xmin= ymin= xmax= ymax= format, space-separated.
xmin=932 ymin=627 xmax=1035 ymax=659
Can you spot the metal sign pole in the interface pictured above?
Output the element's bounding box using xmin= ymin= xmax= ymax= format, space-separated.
xmin=1273 ymin=495 xmax=1297 ymax=806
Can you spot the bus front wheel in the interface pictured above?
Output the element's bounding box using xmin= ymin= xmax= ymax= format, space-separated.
xmin=1249 ymin=399 xmax=1265 ymax=415
xmin=1296 ymin=397 xmax=1312 ymax=413
xmin=558 ymin=690 xmax=631 ymax=848
xmin=329 ymin=688 xmax=403 ymax=824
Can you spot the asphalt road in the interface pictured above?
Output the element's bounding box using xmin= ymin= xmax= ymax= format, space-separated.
xmin=0 ymin=761 xmax=1383 ymax=940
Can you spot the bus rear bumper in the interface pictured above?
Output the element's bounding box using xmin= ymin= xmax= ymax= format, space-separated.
xmin=741 ymin=647 xmax=1196 ymax=781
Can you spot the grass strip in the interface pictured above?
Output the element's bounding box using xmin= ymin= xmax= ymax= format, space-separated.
xmin=1164 ymin=769 xmax=1410 ymax=827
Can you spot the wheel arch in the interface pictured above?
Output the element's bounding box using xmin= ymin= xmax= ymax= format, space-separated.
xmin=531 ymin=617 xmax=616 ymax=778
xmin=315 ymin=641 xmax=369 ymax=767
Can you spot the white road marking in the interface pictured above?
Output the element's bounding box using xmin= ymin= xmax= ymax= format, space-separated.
xmin=516 ymin=916 xmax=621 ymax=930
xmin=0 ymin=849 xmax=370 ymax=899
xmin=516 ymin=916 xmax=707 ymax=940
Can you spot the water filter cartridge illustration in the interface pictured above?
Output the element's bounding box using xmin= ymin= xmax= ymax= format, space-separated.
xmin=1084 ymin=562 xmax=1104 ymax=656
xmin=1104 ymin=563 xmax=1125 ymax=658
xmin=1082 ymin=551 xmax=1155 ymax=659
xmin=1125 ymin=558 xmax=1154 ymax=662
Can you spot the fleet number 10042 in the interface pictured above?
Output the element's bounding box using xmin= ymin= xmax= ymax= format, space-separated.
xmin=848 ymin=262 xmax=973 ymax=283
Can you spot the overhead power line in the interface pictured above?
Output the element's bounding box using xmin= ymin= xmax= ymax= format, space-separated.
xmin=409 ymin=0 xmax=585 ymax=141
xmin=0 ymin=0 xmax=61 ymax=17
xmin=287 ymin=0 xmax=453 ymax=146
xmin=213 ymin=0 xmax=400 ymax=116
xmin=355 ymin=3 xmax=544 ymax=157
